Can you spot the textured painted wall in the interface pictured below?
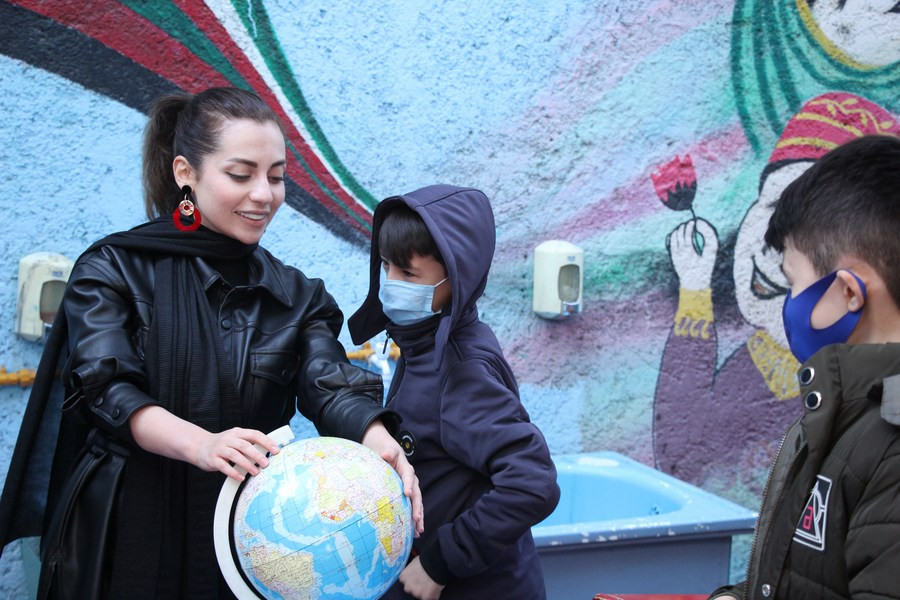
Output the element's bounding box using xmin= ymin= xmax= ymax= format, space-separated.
xmin=1 ymin=0 xmax=898 ymax=596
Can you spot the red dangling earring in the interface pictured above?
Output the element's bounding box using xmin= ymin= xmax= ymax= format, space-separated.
xmin=173 ymin=185 xmax=202 ymax=231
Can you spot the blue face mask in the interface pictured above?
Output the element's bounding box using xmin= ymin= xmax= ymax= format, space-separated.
xmin=379 ymin=269 xmax=448 ymax=326
xmin=782 ymin=270 xmax=866 ymax=363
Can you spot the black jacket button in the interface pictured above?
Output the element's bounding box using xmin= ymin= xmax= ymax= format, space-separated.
xmin=804 ymin=391 xmax=822 ymax=410
xmin=799 ymin=366 xmax=815 ymax=386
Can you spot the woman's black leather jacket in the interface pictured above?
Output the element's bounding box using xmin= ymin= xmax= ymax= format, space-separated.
xmin=63 ymin=244 xmax=393 ymax=444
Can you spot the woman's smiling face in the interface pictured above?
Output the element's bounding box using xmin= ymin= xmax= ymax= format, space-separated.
xmin=175 ymin=118 xmax=286 ymax=245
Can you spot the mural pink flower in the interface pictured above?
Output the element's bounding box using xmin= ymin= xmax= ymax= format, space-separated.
xmin=652 ymin=154 xmax=704 ymax=254
xmin=651 ymin=154 xmax=697 ymax=211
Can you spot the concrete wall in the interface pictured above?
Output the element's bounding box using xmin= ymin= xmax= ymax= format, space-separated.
xmin=1 ymin=0 xmax=898 ymax=595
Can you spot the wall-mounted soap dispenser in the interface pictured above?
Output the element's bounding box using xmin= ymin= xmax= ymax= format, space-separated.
xmin=16 ymin=252 xmax=74 ymax=342
xmin=533 ymin=240 xmax=583 ymax=320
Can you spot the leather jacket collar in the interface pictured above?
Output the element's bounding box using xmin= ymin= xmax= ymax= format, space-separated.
xmin=194 ymin=249 xmax=294 ymax=307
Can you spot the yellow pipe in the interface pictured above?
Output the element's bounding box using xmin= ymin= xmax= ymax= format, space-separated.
xmin=0 ymin=366 xmax=36 ymax=387
xmin=345 ymin=341 xmax=402 ymax=361
xmin=3 ymin=344 xmax=400 ymax=387
xmin=346 ymin=342 xmax=375 ymax=361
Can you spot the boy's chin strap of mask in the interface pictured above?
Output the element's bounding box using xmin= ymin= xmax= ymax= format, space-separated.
xmin=782 ymin=269 xmax=867 ymax=363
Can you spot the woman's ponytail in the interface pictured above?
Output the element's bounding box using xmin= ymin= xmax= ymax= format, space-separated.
xmin=142 ymin=94 xmax=190 ymax=219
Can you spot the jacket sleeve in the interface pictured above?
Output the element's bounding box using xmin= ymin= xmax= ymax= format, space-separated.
xmin=419 ymin=358 xmax=560 ymax=583
xmin=845 ymin=447 xmax=900 ymax=598
xmin=294 ymin=278 xmax=396 ymax=442
xmin=61 ymin=252 xmax=157 ymax=445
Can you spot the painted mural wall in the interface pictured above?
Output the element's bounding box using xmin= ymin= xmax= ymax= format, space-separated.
xmin=0 ymin=0 xmax=898 ymax=595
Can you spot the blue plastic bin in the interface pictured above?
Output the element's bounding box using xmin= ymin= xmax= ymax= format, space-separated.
xmin=532 ymin=452 xmax=756 ymax=597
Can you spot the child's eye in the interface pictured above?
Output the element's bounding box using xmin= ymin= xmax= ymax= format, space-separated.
xmin=403 ymin=270 xmax=415 ymax=278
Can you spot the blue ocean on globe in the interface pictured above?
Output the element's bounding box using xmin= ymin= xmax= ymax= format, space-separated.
xmin=230 ymin=436 xmax=413 ymax=600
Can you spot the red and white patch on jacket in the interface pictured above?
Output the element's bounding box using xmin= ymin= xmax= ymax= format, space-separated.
xmin=793 ymin=474 xmax=832 ymax=551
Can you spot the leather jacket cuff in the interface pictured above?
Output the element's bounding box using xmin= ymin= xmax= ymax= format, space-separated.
xmin=366 ymin=408 xmax=401 ymax=439
xmin=64 ymin=375 xmax=156 ymax=447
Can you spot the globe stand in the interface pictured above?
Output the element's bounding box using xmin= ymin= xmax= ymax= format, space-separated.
xmin=213 ymin=424 xmax=295 ymax=599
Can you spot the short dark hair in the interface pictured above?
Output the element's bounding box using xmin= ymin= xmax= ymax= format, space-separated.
xmin=764 ymin=134 xmax=900 ymax=305
xmin=378 ymin=205 xmax=443 ymax=269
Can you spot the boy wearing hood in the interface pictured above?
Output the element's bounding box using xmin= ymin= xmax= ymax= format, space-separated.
xmin=349 ymin=185 xmax=560 ymax=599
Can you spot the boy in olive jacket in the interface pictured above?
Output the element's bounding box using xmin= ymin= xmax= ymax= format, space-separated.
xmin=711 ymin=135 xmax=900 ymax=599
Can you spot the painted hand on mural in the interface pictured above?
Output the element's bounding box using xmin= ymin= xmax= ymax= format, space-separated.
xmin=666 ymin=218 xmax=718 ymax=292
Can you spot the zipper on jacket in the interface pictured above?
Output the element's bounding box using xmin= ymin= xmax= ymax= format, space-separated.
xmin=745 ymin=418 xmax=806 ymax=599
xmin=386 ymin=357 xmax=405 ymax=407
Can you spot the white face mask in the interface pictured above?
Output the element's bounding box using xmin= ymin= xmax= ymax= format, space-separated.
xmin=378 ymin=269 xmax=447 ymax=325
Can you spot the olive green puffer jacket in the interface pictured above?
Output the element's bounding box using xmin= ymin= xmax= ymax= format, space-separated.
xmin=711 ymin=343 xmax=900 ymax=600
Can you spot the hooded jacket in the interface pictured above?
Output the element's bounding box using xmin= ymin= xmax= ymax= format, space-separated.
xmin=349 ymin=185 xmax=560 ymax=598
xmin=710 ymin=343 xmax=900 ymax=599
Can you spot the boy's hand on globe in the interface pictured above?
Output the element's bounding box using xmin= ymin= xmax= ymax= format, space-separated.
xmin=362 ymin=421 xmax=425 ymax=536
xmin=399 ymin=557 xmax=444 ymax=600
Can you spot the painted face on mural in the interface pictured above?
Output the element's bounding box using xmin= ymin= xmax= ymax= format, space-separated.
xmin=733 ymin=161 xmax=813 ymax=344
xmin=175 ymin=118 xmax=287 ymax=245
xmin=805 ymin=0 xmax=900 ymax=67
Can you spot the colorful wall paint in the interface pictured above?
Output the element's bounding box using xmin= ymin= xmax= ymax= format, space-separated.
xmin=0 ymin=0 xmax=898 ymax=594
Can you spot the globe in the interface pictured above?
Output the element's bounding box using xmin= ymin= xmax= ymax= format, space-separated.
xmin=214 ymin=426 xmax=414 ymax=600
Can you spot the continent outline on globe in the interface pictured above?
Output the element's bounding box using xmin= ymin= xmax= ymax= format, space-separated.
xmin=213 ymin=425 xmax=414 ymax=600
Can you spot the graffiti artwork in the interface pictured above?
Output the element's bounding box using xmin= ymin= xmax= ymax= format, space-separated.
xmin=653 ymin=92 xmax=898 ymax=499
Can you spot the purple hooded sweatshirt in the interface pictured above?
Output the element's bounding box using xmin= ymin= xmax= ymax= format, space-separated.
xmin=349 ymin=185 xmax=560 ymax=599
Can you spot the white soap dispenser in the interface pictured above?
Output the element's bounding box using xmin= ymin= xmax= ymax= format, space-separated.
xmin=533 ymin=240 xmax=583 ymax=320
xmin=16 ymin=252 xmax=74 ymax=342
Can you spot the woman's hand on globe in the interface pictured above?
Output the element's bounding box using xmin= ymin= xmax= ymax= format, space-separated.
xmin=195 ymin=427 xmax=282 ymax=482
xmin=362 ymin=421 xmax=425 ymax=536
xmin=129 ymin=406 xmax=281 ymax=483
xmin=399 ymin=556 xmax=444 ymax=600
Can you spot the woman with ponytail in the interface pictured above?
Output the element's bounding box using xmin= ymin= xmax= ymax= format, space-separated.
xmin=0 ymin=87 xmax=423 ymax=599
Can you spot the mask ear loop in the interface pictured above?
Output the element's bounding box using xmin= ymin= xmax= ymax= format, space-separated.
xmin=782 ymin=270 xmax=867 ymax=362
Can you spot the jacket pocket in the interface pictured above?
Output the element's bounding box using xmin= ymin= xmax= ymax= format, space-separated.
xmin=251 ymin=350 xmax=299 ymax=385
xmin=249 ymin=351 xmax=300 ymax=431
